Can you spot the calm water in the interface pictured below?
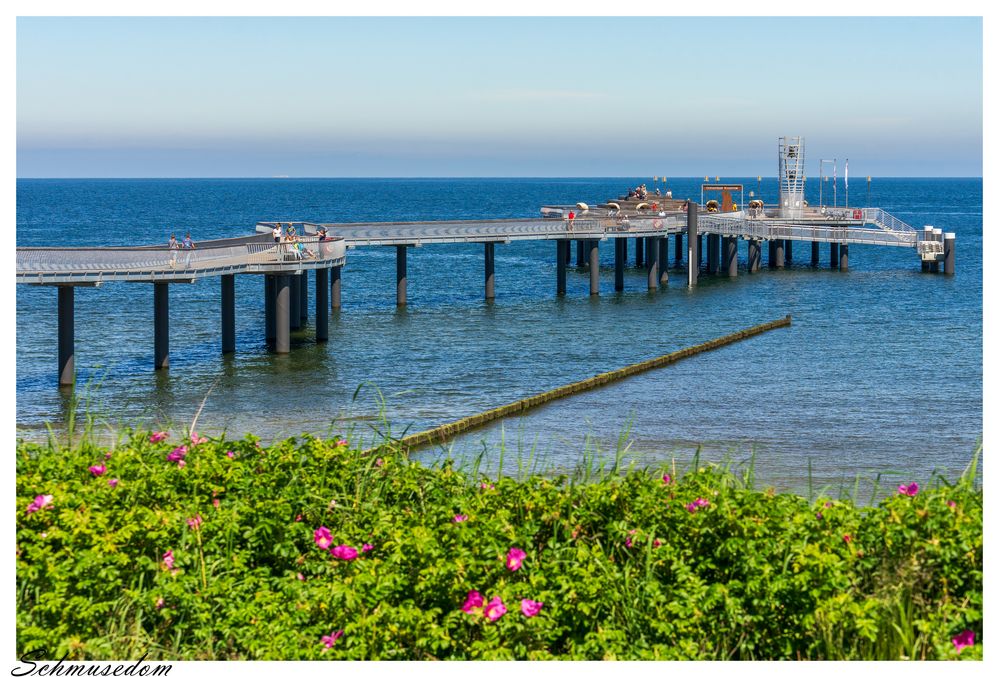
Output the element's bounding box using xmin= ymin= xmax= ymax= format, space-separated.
xmin=15 ymin=178 xmax=982 ymax=492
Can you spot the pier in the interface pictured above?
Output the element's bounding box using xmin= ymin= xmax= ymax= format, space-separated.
xmin=15 ymin=137 xmax=955 ymax=388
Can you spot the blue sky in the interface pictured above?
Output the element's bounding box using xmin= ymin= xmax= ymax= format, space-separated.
xmin=16 ymin=16 xmax=982 ymax=177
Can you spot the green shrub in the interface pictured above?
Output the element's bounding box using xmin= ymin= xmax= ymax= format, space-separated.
xmin=16 ymin=432 xmax=982 ymax=660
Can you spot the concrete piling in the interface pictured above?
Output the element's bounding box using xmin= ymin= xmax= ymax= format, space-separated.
xmin=614 ymin=238 xmax=625 ymax=291
xmin=675 ymin=231 xmax=683 ymax=266
xmin=658 ymin=237 xmax=669 ymax=285
xmin=647 ymin=236 xmax=659 ymax=291
xmin=768 ymin=240 xmax=778 ymax=268
xmin=153 ymin=282 xmax=169 ymax=369
xmin=274 ymin=275 xmax=291 ymax=354
xmin=775 ymin=239 xmax=785 ymax=269
xmin=576 ymin=240 xmax=585 ymax=267
xmin=635 ymin=237 xmax=644 ymax=268
xmin=299 ymin=270 xmax=308 ymax=323
xmin=724 ymin=236 xmax=738 ymax=277
xmin=944 ymin=233 xmax=955 ymax=275
xmin=839 ymin=243 xmax=849 ymax=271
xmin=221 ymin=274 xmax=235 ymax=354
xmin=265 ymin=275 xmax=275 ymax=342
xmin=785 ymin=239 xmax=792 ymax=265
xmin=687 ymin=201 xmax=698 ymax=287
xmin=330 ymin=266 xmax=342 ymax=310
xmin=698 ymin=234 xmax=704 ymax=269
xmin=589 ymin=240 xmax=600 ymax=295
xmin=707 ymin=234 xmax=719 ymax=274
xmin=748 ymin=239 xmax=761 ymax=273
xmin=290 ymin=275 xmax=301 ymax=330
xmin=556 ymin=241 xmax=567 ymax=295
xmin=931 ymin=228 xmax=943 ymax=273
xmin=484 ymin=242 xmax=495 ymax=299
xmin=830 ymin=242 xmax=840 ymax=269
xmin=58 ymin=285 xmax=74 ymax=386
xmin=315 ymin=267 xmax=329 ymax=342
xmin=396 ymin=245 xmax=407 ymax=305
xmin=811 ymin=241 xmax=820 ymax=267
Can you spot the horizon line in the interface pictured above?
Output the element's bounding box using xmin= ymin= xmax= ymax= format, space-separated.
xmin=16 ymin=175 xmax=984 ymax=180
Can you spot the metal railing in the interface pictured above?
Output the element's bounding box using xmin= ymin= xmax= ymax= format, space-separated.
xmin=16 ymin=237 xmax=346 ymax=281
xmin=698 ymin=214 xmax=918 ymax=247
xmin=861 ymin=208 xmax=917 ymax=244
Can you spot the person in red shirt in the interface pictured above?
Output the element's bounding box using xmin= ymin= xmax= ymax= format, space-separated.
xmin=567 ymin=210 xmax=575 ymax=231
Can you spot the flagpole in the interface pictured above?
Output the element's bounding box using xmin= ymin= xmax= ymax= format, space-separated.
xmin=845 ymin=159 xmax=849 ymax=208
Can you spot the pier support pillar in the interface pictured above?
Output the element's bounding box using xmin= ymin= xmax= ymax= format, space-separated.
xmin=589 ymin=240 xmax=600 ymax=295
xmin=724 ymin=236 xmax=738 ymax=278
xmin=274 ymin=275 xmax=291 ymax=354
xmin=265 ymin=275 xmax=275 ymax=342
xmin=785 ymin=239 xmax=793 ymax=266
xmin=931 ymin=228 xmax=943 ymax=273
xmin=698 ymin=234 xmax=704 ymax=269
xmin=330 ymin=265 xmax=342 ymax=310
xmin=290 ymin=275 xmax=301 ymax=330
xmin=675 ymin=231 xmax=683 ymax=266
xmin=647 ymin=237 xmax=659 ymax=291
xmin=830 ymin=242 xmax=840 ymax=269
xmin=944 ymin=233 xmax=955 ymax=275
xmin=315 ymin=267 xmax=329 ymax=342
xmin=768 ymin=240 xmax=777 ymax=268
xmin=658 ymin=237 xmax=669 ymax=285
xmin=153 ymin=282 xmax=169 ymax=370
xmin=748 ymin=239 xmax=761 ymax=273
xmin=921 ymin=226 xmax=933 ymax=272
xmin=576 ymin=240 xmax=585 ymax=267
xmin=775 ymin=239 xmax=785 ymax=269
xmin=811 ymin=241 xmax=820 ymax=267
xmin=299 ymin=270 xmax=309 ymax=323
xmin=484 ymin=242 xmax=495 ymax=300
xmin=635 ymin=237 xmax=644 ymax=268
xmin=396 ymin=245 xmax=407 ymax=305
xmin=686 ymin=201 xmax=698 ymax=287
xmin=221 ymin=274 xmax=235 ymax=354
xmin=707 ymin=234 xmax=719 ymax=275
xmin=839 ymin=244 xmax=849 ymax=271
xmin=556 ymin=241 xmax=567 ymax=295
xmin=58 ymin=286 xmax=74 ymax=387
xmin=614 ymin=238 xmax=625 ymax=291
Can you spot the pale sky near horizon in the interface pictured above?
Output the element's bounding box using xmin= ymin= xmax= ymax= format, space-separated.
xmin=16 ymin=16 xmax=983 ymax=177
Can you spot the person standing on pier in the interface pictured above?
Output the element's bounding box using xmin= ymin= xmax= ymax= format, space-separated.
xmin=182 ymin=232 xmax=195 ymax=268
xmin=567 ymin=209 xmax=575 ymax=231
xmin=168 ymin=234 xmax=179 ymax=268
xmin=272 ymin=223 xmax=282 ymax=243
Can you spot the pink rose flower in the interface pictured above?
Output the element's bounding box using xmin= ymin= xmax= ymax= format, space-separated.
xmin=661 ymin=474 xmax=671 ymax=484
xmin=521 ymin=599 xmax=543 ymax=617
xmin=361 ymin=543 xmax=374 ymax=553
xmin=952 ymin=629 xmax=975 ymax=653
xmin=898 ymin=482 xmax=919 ymax=496
xmin=843 ymin=534 xmax=852 ymax=543
xmin=483 ymin=596 xmax=507 ymax=622
xmin=686 ymin=497 xmax=710 ymax=513
xmin=108 ymin=478 xmax=119 ymax=488
xmin=212 ymin=498 xmax=220 ymax=509
xmin=186 ymin=514 xmax=203 ymax=530
xmin=313 ymin=527 xmax=333 ymax=550
xmin=331 ymin=545 xmax=358 ymax=561
xmin=506 ymin=547 xmax=527 ymax=571
xmin=166 ymin=445 xmax=188 ymax=463
xmin=149 ymin=431 xmax=168 ymax=443
xmin=190 ymin=432 xmax=208 ymax=446
xmin=452 ymin=514 xmax=469 ymax=523
xmin=321 ymin=630 xmax=344 ymax=651
xmin=26 ymin=494 xmax=54 ymax=514
xmin=335 ymin=438 xmax=348 ymax=447
xmin=162 ymin=550 xmax=176 ymax=570
xmin=226 ymin=451 xmax=235 ymax=458
xmin=88 ymin=464 xmax=107 ymax=477
xmin=462 ymin=590 xmax=485 ymax=614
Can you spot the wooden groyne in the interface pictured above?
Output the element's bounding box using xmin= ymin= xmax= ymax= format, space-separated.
xmin=397 ymin=314 xmax=792 ymax=452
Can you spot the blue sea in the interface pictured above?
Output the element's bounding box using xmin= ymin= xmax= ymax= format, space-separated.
xmin=15 ymin=177 xmax=983 ymax=493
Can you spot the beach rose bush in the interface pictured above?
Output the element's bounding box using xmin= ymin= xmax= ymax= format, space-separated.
xmin=15 ymin=433 xmax=982 ymax=660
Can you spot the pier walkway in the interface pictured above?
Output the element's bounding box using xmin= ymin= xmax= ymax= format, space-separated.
xmin=16 ymin=200 xmax=954 ymax=388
